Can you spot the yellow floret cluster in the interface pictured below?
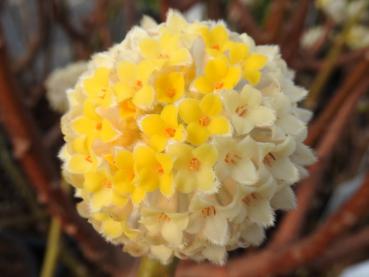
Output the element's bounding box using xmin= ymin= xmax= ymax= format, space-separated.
xmin=60 ymin=11 xmax=315 ymax=264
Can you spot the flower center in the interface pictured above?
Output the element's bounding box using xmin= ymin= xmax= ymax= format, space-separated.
xmin=188 ymin=157 xmax=201 ymax=171
xmin=264 ymin=152 xmax=276 ymax=166
xmin=214 ymin=81 xmax=224 ymax=90
xmin=165 ymin=127 xmax=176 ymax=138
xmin=158 ymin=213 xmax=171 ymax=222
xmin=157 ymin=164 xmax=164 ymax=174
xmin=198 ymin=116 xmax=211 ymax=127
xmin=96 ymin=122 xmax=102 ymax=130
xmin=85 ymin=155 xmax=93 ymax=163
xmin=235 ymin=105 xmax=247 ymax=117
xmin=134 ymin=80 xmax=143 ymax=90
xmin=243 ymin=193 xmax=258 ymax=205
xmin=211 ymin=44 xmax=220 ymax=50
xmin=98 ymin=88 xmax=107 ymax=99
xmin=166 ymin=88 xmax=176 ymax=98
xmin=224 ymin=152 xmax=241 ymax=165
xmin=201 ymin=206 xmax=216 ymax=217
xmin=120 ymin=99 xmax=136 ymax=114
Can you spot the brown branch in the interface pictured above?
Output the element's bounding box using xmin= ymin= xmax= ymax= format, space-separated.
xmin=0 ymin=28 xmax=128 ymax=275
xmin=227 ymin=0 xmax=269 ymax=44
xmin=206 ymin=0 xmax=223 ymax=20
xmin=270 ymin=77 xmax=369 ymax=247
xmin=306 ymin=53 xmax=369 ymax=146
xmin=294 ymin=46 xmax=368 ymax=71
xmin=169 ymin=0 xmax=200 ymax=12
xmin=264 ymin=0 xmax=290 ymax=43
xmin=13 ymin=0 xmax=49 ymax=74
xmin=280 ymin=0 xmax=312 ymax=64
xmin=52 ymin=0 xmax=91 ymax=59
xmin=161 ymin=0 xmax=170 ymax=21
xmin=314 ymin=226 xmax=369 ymax=270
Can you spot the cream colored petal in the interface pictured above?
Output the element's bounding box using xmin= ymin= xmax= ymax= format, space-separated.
xmin=161 ymin=221 xmax=183 ymax=246
xmin=270 ymin=157 xmax=299 ymax=184
xmin=291 ymin=143 xmax=316 ymax=166
xmin=232 ymin=159 xmax=258 ymax=185
xmin=271 ymin=186 xmax=296 ymax=211
xmin=232 ymin=114 xmax=254 ymax=135
xmin=202 ymin=244 xmax=227 ymax=265
xmin=277 ymin=114 xmax=305 ymax=136
xmin=241 ymin=224 xmax=265 ymax=246
xmin=204 ymin=215 xmax=229 ymax=246
xmin=240 ymin=84 xmax=262 ymax=107
xmin=150 ymin=245 xmax=173 ymax=265
xmin=248 ymin=200 xmax=274 ymax=226
xmin=248 ymin=106 xmax=276 ymax=127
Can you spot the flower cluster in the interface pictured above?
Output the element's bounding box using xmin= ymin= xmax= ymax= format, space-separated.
xmin=312 ymin=0 xmax=369 ymax=50
xmin=60 ymin=11 xmax=315 ymax=265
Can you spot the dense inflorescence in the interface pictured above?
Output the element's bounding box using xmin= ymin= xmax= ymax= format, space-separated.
xmin=60 ymin=11 xmax=315 ymax=265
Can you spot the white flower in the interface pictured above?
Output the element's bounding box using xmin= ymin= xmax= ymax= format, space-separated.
xmin=223 ymin=85 xmax=276 ymax=135
xmin=214 ymin=136 xmax=271 ymax=185
xmin=263 ymin=136 xmax=299 ymax=185
xmin=346 ymin=25 xmax=369 ymax=50
xmin=45 ymin=61 xmax=87 ymax=113
xmin=301 ymin=26 xmax=324 ymax=49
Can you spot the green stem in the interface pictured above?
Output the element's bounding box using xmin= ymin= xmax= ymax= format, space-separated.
xmin=41 ymin=218 xmax=61 ymax=277
xmin=137 ymin=257 xmax=178 ymax=277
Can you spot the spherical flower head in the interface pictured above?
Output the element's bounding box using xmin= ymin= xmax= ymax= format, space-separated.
xmin=60 ymin=10 xmax=316 ymax=265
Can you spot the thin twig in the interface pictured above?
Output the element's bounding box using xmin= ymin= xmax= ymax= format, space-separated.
xmin=41 ymin=218 xmax=61 ymax=277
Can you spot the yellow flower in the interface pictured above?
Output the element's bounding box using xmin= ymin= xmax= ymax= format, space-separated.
xmin=141 ymin=105 xmax=186 ymax=151
xmin=192 ymin=55 xmax=241 ymax=94
xmin=83 ymin=67 xmax=114 ymax=107
xmin=111 ymin=149 xmax=135 ymax=196
xmin=155 ymin=71 xmax=185 ymax=104
xmin=72 ymin=101 xmax=119 ymax=143
xmin=168 ymin=143 xmax=218 ymax=193
xmin=113 ymin=60 xmax=157 ymax=109
xmin=243 ymin=53 xmax=268 ymax=85
xmin=179 ymin=94 xmax=230 ymax=145
xmin=198 ymin=24 xmax=229 ymax=55
xmin=140 ymin=32 xmax=192 ymax=66
xmin=132 ymin=145 xmax=174 ymax=204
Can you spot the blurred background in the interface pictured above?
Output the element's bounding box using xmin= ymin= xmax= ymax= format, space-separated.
xmin=0 ymin=0 xmax=368 ymax=276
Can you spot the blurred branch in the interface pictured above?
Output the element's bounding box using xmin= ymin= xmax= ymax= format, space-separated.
xmin=265 ymin=0 xmax=289 ymax=43
xmin=13 ymin=0 xmax=50 ymax=74
xmin=52 ymin=0 xmax=91 ymax=59
xmin=228 ymin=0 xmax=268 ymax=43
xmin=270 ymin=77 xmax=369 ymax=247
xmin=86 ymin=0 xmax=113 ymax=49
xmin=41 ymin=218 xmax=61 ymax=277
xmin=314 ymin=226 xmax=369 ymax=270
xmin=305 ymin=17 xmax=356 ymax=109
xmin=306 ymin=53 xmax=369 ymax=146
xmin=0 ymin=27 xmax=128 ymax=275
xmin=280 ymin=0 xmax=311 ymax=64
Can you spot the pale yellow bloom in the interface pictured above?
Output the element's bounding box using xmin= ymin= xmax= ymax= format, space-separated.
xmin=60 ymin=10 xmax=315 ymax=265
